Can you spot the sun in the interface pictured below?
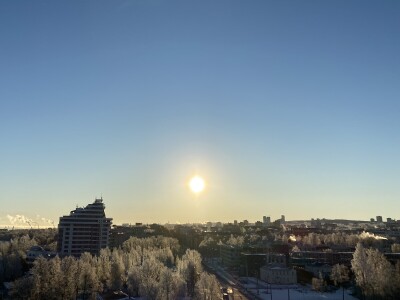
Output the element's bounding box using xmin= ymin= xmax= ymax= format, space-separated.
xmin=189 ymin=176 xmax=205 ymax=194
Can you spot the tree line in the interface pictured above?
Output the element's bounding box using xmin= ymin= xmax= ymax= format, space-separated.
xmin=0 ymin=235 xmax=39 ymax=283
xmin=10 ymin=236 xmax=222 ymax=300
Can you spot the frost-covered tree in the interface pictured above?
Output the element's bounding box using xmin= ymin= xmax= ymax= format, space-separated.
xmin=330 ymin=264 xmax=349 ymax=300
xmin=178 ymin=249 xmax=203 ymax=297
xmin=226 ymin=234 xmax=244 ymax=246
xmin=109 ymin=250 xmax=125 ymax=290
xmin=127 ymin=266 xmax=141 ymax=297
xmin=138 ymin=257 xmax=164 ymax=300
xmin=312 ymin=272 xmax=326 ymax=292
xmin=194 ymin=272 xmax=222 ymax=300
xmin=60 ymin=256 xmax=78 ymax=300
xmin=391 ymin=243 xmax=400 ymax=253
xmin=390 ymin=261 xmax=400 ymax=297
xmin=3 ymin=253 xmax=23 ymax=281
xmin=10 ymin=235 xmax=37 ymax=255
xmin=291 ymin=245 xmax=301 ymax=252
xmin=0 ymin=238 xmax=30 ymax=283
xmin=96 ymin=248 xmax=111 ymax=288
xmin=351 ymin=242 xmax=392 ymax=298
xmin=47 ymin=256 xmax=62 ymax=299
xmin=8 ymin=235 xmax=215 ymax=299
xmin=158 ymin=266 xmax=185 ymax=300
xmin=10 ymin=275 xmax=33 ymax=299
xmin=198 ymin=236 xmax=219 ymax=257
xmin=78 ymin=253 xmax=102 ymax=300
xmin=153 ymin=246 xmax=175 ymax=267
xmin=365 ymin=247 xmax=391 ymax=298
xmin=351 ymin=243 xmax=372 ymax=297
xmin=31 ymin=256 xmax=52 ymax=299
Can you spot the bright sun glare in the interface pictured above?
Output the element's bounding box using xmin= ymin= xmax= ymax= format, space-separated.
xmin=189 ymin=176 xmax=205 ymax=194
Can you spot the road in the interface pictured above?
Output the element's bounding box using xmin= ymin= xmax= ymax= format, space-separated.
xmin=203 ymin=259 xmax=250 ymax=300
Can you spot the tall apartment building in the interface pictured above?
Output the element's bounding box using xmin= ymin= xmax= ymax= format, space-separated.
xmin=57 ymin=198 xmax=112 ymax=256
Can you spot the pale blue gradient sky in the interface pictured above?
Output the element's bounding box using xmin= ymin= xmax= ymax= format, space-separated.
xmin=1 ymin=0 xmax=400 ymax=225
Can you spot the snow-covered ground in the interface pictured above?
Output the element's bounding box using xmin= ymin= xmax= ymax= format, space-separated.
xmin=246 ymin=288 xmax=357 ymax=300
xmin=240 ymin=277 xmax=357 ymax=300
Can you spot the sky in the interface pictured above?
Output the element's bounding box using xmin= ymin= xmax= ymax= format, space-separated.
xmin=1 ymin=0 xmax=400 ymax=226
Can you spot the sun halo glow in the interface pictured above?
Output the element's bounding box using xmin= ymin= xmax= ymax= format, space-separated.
xmin=189 ymin=176 xmax=205 ymax=194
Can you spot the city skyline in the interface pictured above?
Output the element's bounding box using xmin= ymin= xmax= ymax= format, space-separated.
xmin=1 ymin=1 xmax=400 ymax=225
xmin=1 ymin=197 xmax=398 ymax=229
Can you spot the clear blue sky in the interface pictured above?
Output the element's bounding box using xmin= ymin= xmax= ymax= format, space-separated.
xmin=1 ymin=0 xmax=399 ymax=226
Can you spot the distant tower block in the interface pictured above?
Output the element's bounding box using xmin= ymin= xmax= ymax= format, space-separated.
xmin=281 ymin=215 xmax=286 ymax=222
xmin=263 ymin=216 xmax=271 ymax=225
xmin=57 ymin=198 xmax=112 ymax=256
xmin=376 ymin=216 xmax=383 ymax=223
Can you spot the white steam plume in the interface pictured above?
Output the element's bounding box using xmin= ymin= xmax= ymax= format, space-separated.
xmin=359 ymin=231 xmax=387 ymax=240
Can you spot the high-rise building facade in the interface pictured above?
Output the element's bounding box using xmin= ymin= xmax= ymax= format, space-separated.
xmin=57 ymin=198 xmax=112 ymax=256
xmin=263 ymin=216 xmax=271 ymax=225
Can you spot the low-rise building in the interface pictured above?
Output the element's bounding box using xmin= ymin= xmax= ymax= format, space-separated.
xmin=240 ymin=253 xmax=267 ymax=277
xmin=291 ymin=251 xmax=353 ymax=266
xmin=260 ymin=252 xmax=297 ymax=284
xmin=220 ymin=244 xmax=242 ymax=269
xmin=26 ymin=246 xmax=56 ymax=263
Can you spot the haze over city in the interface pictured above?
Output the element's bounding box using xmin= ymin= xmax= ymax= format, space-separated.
xmin=1 ymin=0 xmax=400 ymax=226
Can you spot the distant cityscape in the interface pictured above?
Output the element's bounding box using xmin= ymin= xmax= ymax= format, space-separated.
xmin=1 ymin=197 xmax=400 ymax=299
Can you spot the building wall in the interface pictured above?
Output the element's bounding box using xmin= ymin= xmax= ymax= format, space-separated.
xmin=291 ymin=251 xmax=353 ymax=266
xmin=240 ymin=254 xmax=267 ymax=277
xmin=220 ymin=244 xmax=242 ymax=268
xmin=260 ymin=266 xmax=297 ymax=284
